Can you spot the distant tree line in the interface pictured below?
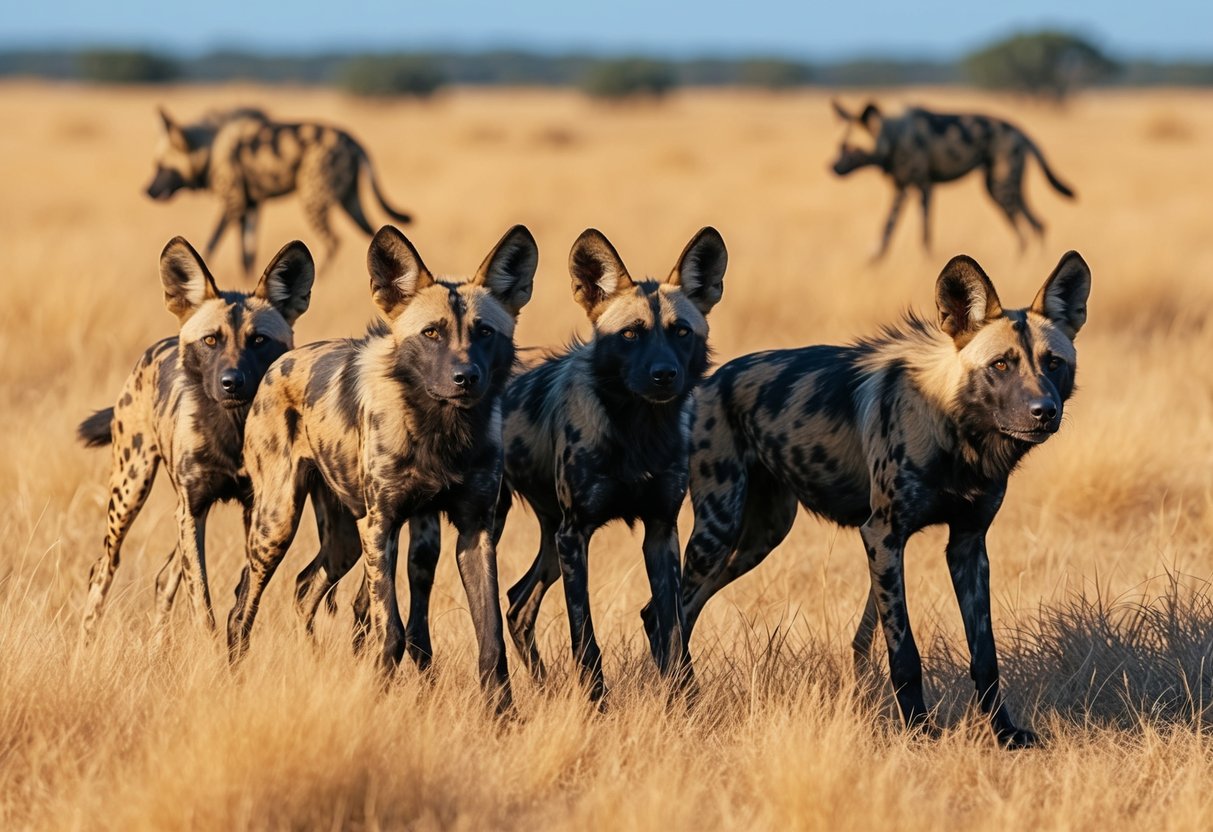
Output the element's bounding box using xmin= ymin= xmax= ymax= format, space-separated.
xmin=2 ymin=32 xmax=1210 ymax=100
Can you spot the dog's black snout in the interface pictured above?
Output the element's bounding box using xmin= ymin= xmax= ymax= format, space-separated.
xmin=1029 ymin=398 xmax=1058 ymax=423
xmin=220 ymin=369 xmax=246 ymax=394
xmin=453 ymin=367 xmax=482 ymax=389
xmin=651 ymin=364 xmax=679 ymax=387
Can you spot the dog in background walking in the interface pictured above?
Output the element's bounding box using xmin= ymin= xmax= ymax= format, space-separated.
xmin=147 ymin=107 xmax=412 ymax=276
xmin=831 ymin=100 xmax=1076 ymax=258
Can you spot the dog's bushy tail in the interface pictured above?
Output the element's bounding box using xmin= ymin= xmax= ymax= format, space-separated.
xmin=78 ymin=408 xmax=114 ymax=447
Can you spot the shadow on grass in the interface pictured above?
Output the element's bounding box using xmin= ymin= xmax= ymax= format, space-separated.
xmin=991 ymin=571 xmax=1213 ymax=729
xmin=645 ymin=571 xmax=1213 ymax=734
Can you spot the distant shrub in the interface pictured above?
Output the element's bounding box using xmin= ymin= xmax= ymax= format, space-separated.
xmin=338 ymin=55 xmax=446 ymax=98
xmin=582 ymin=58 xmax=676 ymax=99
xmin=737 ymin=59 xmax=812 ymax=90
xmin=963 ymin=31 xmax=1118 ymax=101
xmin=77 ymin=50 xmax=179 ymax=84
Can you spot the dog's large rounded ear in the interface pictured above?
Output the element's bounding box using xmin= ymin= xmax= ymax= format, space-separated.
xmin=160 ymin=236 xmax=220 ymax=323
xmin=472 ymin=225 xmax=538 ymax=316
xmin=158 ymin=107 xmax=189 ymax=152
xmin=667 ymin=227 xmax=727 ymax=315
xmin=936 ymin=255 xmax=1004 ymax=347
xmin=367 ymin=226 xmax=434 ymax=320
xmin=1032 ymin=251 xmax=1091 ymax=340
xmin=568 ymin=229 xmax=635 ymax=321
xmin=254 ymin=240 xmax=314 ymax=326
xmin=859 ymin=102 xmax=883 ymax=135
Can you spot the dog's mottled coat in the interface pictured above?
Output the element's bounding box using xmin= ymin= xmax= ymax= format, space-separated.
xmin=673 ymin=251 xmax=1091 ymax=747
xmin=226 ymin=225 xmax=538 ymax=709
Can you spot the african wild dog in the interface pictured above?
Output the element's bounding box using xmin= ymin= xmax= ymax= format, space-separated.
xmin=78 ymin=237 xmax=314 ymax=640
xmin=226 ymin=225 xmax=538 ymax=709
xmin=671 ymin=251 xmax=1091 ymax=747
xmin=147 ymin=107 xmax=412 ymax=277
xmin=498 ymin=228 xmax=727 ymax=700
xmin=831 ymin=100 xmax=1076 ymax=258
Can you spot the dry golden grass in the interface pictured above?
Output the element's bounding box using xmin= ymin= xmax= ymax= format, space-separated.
xmin=2 ymin=81 xmax=1213 ymax=830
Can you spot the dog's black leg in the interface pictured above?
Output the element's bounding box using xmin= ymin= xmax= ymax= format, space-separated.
xmin=294 ymin=487 xmax=361 ymax=636
xmin=860 ymin=517 xmax=931 ymax=733
xmin=204 ymin=211 xmax=230 ymax=260
xmin=404 ymin=512 xmax=442 ymax=672
xmin=641 ymin=516 xmax=695 ymax=694
xmin=874 ymin=186 xmax=907 ymax=260
xmin=555 ymin=523 xmax=606 ymax=701
xmin=919 ymin=184 xmax=933 ymax=252
xmin=946 ymin=523 xmax=1038 ymax=749
xmin=506 ymin=512 xmax=560 ymax=683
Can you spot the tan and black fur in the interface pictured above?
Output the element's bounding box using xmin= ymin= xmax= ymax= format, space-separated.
xmin=226 ymin=225 xmax=538 ymax=709
xmin=78 ymin=237 xmax=314 ymax=639
xmin=147 ymin=108 xmax=412 ymax=277
xmin=673 ymin=251 xmax=1091 ymax=747
xmin=831 ymin=100 xmax=1076 ymax=258
xmin=497 ymin=228 xmax=726 ymax=700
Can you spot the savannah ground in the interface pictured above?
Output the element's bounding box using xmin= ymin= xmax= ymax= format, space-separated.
xmin=1 ymin=82 xmax=1212 ymax=830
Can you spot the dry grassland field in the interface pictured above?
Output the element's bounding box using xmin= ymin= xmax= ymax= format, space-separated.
xmin=2 ymin=81 xmax=1213 ymax=830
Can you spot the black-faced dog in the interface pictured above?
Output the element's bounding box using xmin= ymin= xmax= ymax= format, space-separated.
xmin=226 ymin=225 xmax=537 ymax=709
xmin=498 ymin=228 xmax=727 ymax=700
xmin=831 ymin=100 xmax=1076 ymax=258
xmin=147 ymin=107 xmax=412 ymax=276
xmin=79 ymin=237 xmax=314 ymax=640
xmin=675 ymin=251 xmax=1091 ymax=747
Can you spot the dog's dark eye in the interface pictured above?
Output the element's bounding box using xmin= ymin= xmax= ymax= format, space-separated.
xmin=252 ymin=334 xmax=267 ymax=347
xmin=477 ymin=324 xmax=495 ymax=338
xmin=1046 ymin=355 xmax=1063 ymax=371
xmin=674 ymin=325 xmax=691 ymax=338
xmin=203 ymin=334 xmax=218 ymax=348
xmin=422 ymin=327 xmax=440 ymax=340
xmin=621 ymin=328 xmax=638 ymax=341
xmin=991 ymin=359 xmax=1009 ymax=372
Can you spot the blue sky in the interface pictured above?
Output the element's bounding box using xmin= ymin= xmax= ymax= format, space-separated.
xmin=4 ymin=0 xmax=1210 ymax=59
